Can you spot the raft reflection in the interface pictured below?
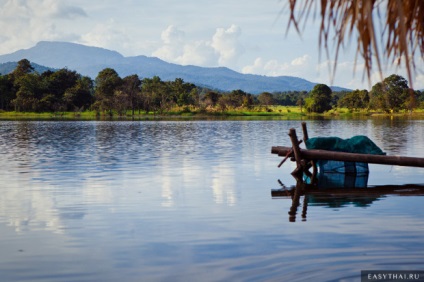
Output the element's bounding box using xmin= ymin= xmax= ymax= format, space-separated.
xmin=272 ymin=177 xmax=424 ymax=222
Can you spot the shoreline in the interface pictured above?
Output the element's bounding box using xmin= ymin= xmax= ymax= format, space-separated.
xmin=1 ymin=108 xmax=424 ymax=120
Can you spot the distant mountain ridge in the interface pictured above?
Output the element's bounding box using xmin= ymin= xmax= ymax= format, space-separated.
xmin=0 ymin=41 xmax=350 ymax=93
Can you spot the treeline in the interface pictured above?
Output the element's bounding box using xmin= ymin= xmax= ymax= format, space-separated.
xmin=1 ymin=59 xmax=423 ymax=115
xmin=336 ymin=75 xmax=424 ymax=112
xmin=0 ymin=59 xmax=259 ymax=115
xmin=262 ymin=75 xmax=424 ymax=113
xmin=0 ymin=59 xmax=94 ymax=113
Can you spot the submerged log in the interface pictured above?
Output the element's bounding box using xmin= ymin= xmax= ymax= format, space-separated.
xmin=271 ymin=146 xmax=424 ymax=168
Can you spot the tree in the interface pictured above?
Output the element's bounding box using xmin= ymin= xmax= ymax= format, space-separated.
xmin=169 ymin=78 xmax=197 ymax=106
xmin=41 ymin=68 xmax=80 ymax=112
xmin=63 ymin=76 xmax=93 ymax=111
xmin=338 ymin=89 xmax=369 ymax=111
xmin=0 ymin=74 xmax=14 ymax=110
xmin=45 ymin=69 xmax=79 ymax=96
xmin=358 ymin=90 xmax=370 ymax=109
xmin=415 ymin=90 xmax=424 ymax=108
xmin=113 ymin=90 xmax=130 ymax=116
xmin=224 ymin=89 xmax=252 ymax=108
xmin=258 ymin=92 xmax=274 ymax=107
xmin=382 ymin=74 xmax=409 ymax=112
xmin=369 ymin=82 xmax=386 ymax=111
xmin=141 ymin=76 xmax=169 ymax=114
xmin=305 ymin=84 xmax=332 ymax=113
xmin=273 ymin=91 xmax=307 ymax=106
xmin=12 ymin=73 xmax=42 ymax=111
xmin=93 ymin=68 xmax=122 ymax=115
xmin=202 ymin=91 xmax=221 ymax=107
xmin=296 ymin=97 xmax=304 ymax=112
xmin=11 ymin=59 xmax=34 ymax=79
xmin=121 ymin=74 xmax=141 ymax=115
xmin=369 ymin=75 xmax=409 ymax=112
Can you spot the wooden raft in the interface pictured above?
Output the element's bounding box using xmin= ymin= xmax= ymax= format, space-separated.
xmin=272 ymin=122 xmax=424 ymax=177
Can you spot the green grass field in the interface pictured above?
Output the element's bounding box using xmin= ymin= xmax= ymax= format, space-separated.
xmin=1 ymin=106 xmax=423 ymax=120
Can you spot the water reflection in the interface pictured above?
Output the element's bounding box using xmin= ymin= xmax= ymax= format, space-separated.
xmin=272 ymin=178 xmax=424 ymax=222
xmin=0 ymin=185 xmax=66 ymax=234
xmin=1 ymin=120 xmax=424 ymax=281
xmin=371 ymin=118 xmax=411 ymax=154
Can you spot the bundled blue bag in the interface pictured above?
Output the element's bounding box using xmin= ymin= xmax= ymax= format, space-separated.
xmin=305 ymin=136 xmax=385 ymax=184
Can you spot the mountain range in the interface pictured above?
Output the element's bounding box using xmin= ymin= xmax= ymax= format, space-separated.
xmin=0 ymin=41 xmax=350 ymax=93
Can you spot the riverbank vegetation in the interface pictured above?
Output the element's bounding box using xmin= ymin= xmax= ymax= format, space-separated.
xmin=1 ymin=59 xmax=423 ymax=119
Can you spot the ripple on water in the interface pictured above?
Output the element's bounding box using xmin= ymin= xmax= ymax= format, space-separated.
xmin=0 ymin=120 xmax=423 ymax=282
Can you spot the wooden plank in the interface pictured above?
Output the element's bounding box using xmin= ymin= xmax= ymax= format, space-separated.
xmin=271 ymin=146 xmax=424 ymax=168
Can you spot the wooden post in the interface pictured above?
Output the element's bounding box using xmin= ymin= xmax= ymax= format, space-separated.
xmin=301 ymin=122 xmax=309 ymax=141
xmin=288 ymin=128 xmax=303 ymax=175
xmin=301 ymin=122 xmax=317 ymax=181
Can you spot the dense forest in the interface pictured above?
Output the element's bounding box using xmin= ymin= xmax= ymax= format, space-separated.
xmin=0 ymin=59 xmax=423 ymax=115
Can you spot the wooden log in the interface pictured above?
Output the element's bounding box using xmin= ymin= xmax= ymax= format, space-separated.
xmin=288 ymin=128 xmax=302 ymax=169
xmin=271 ymin=146 xmax=424 ymax=168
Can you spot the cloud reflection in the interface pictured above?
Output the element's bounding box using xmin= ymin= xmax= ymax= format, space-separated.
xmin=0 ymin=174 xmax=65 ymax=234
xmin=211 ymin=165 xmax=237 ymax=206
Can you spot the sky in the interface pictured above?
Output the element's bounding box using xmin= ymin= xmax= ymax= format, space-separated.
xmin=0 ymin=0 xmax=423 ymax=90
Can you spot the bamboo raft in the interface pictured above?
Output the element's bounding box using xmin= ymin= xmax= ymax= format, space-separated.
xmin=271 ymin=123 xmax=424 ymax=221
xmin=271 ymin=122 xmax=424 ymax=178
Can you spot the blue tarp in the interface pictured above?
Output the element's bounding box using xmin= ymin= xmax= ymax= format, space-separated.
xmin=305 ymin=135 xmax=386 ymax=187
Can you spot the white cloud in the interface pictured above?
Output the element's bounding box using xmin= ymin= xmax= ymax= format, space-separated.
xmin=177 ymin=41 xmax=218 ymax=66
xmin=152 ymin=25 xmax=186 ymax=63
xmin=241 ymin=57 xmax=264 ymax=74
xmin=0 ymin=0 xmax=86 ymax=54
xmin=242 ymin=54 xmax=310 ymax=77
xmin=242 ymin=54 xmax=424 ymax=90
xmin=152 ymin=24 xmax=243 ymax=67
xmin=241 ymin=56 xmax=391 ymax=89
xmin=313 ymin=59 xmax=370 ymax=88
xmin=160 ymin=24 xmax=185 ymax=45
xmin=79 ymin=19 xmax=131 ymax=53
xmin=211 ymin=24 xmax=244 ymax=65
xmin=291 ymin=54 xmax=310 ymax=66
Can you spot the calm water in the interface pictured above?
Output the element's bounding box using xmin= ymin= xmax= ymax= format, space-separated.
xmin=0 ymin=119 xmax=423 ymax=282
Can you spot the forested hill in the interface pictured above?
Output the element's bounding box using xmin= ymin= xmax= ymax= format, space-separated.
xmin=0 ymin=41 xmax=349 ymax=93
xmin=0 ymin=61 xmax=56 ymax=75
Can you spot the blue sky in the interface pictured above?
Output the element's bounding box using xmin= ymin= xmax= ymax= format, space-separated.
xmin=0 ymin=0 xmax=423 ymax=90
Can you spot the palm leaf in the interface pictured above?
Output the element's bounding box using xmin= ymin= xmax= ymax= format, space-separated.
xmin=286 ymin=0 xmax=423 ymax=89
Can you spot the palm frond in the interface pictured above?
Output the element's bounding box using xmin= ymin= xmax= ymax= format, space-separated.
xmin=286 ymin=0 xmax=424 ymax=88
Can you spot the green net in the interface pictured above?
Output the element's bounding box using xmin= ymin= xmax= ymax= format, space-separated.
xmin=305 ymin=136 xmax=386 ymax=155
xmin=305 ymin=135 xmax=386 ymax=176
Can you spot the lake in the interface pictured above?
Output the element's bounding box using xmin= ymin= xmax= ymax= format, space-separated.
xmin=0 ymin=118 xmax=423 ymax=281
